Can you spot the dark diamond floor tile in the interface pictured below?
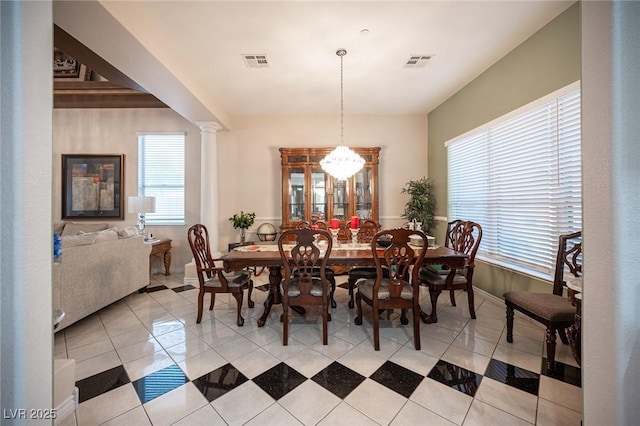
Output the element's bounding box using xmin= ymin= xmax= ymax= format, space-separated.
xmin=541 ymin=358 xmax=581 ymax=387
xmin=427 ymin=360 xmax=483 ymax=397
xmin=193 ymin=363 xmax=248 ymax=402
xmin=254 ymin=284 xmax=269 ymax=292
xmin=311 ymin=361 xmax=366 ymax=399
xmin=337 ymin=282 xmax=349 ymax=289
xmin=370 ymin=361 xmax=424 ymax=398
xmin=76 ymin=365 xmax=130 ymax=403
xmin=253 ymin=362 xmax=306 ymax=400
xmin=171 ymin=285 xmax=196 ymax=293
xmin=142 ymin=285 xmax=169 ymax=293
xmin=485 ymin=359 xmax=540 ymax=396
xmin=132 ymin=364 xmax=188 ymax=403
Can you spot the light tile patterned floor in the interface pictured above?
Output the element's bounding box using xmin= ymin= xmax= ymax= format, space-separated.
xmin=54 ymin=272 xmax=582 ymax=425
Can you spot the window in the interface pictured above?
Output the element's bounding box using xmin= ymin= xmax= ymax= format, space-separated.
xmin=447 ymin=83 xmax=581 ymax=278
xmin=137 ymin=133 xmax=185 ymax=225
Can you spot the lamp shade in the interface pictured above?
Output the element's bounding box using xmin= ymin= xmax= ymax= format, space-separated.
xmin=128 ymin=196 xmax=156 ymax=214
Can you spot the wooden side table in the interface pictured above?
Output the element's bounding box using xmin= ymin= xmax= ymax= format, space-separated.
xmin=148 ymin=238 xmax=172 ymax=276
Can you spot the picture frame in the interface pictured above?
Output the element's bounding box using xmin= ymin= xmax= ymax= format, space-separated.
xmin=62 ymin=154 xmax=124 ymax=219
xmin=54 ymin=48 xmax=90 ymax=81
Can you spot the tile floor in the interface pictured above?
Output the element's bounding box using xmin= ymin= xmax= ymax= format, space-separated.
xmin=54 ymin=272 xmax=582 ymax=425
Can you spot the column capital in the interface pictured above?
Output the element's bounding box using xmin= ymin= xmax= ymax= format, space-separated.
xmin=196 ymin=121 xmax=222 ymax=134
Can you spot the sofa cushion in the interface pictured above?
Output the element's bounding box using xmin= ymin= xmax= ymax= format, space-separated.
xmin=92 ymin=227 xmax=119 ymax=243
xmin=61 ymin=222 xmax=109 ymax=236
xmin=118 ymin=226 xmax=140 ymax=239
xmin=61 ymin=233 xmax=99 ymax=248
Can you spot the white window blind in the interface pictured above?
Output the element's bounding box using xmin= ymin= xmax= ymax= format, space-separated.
xmin=448 ymin=87 xmax=581 ymax=277
xmin=137 ymin=133 xmax=185 ymax=225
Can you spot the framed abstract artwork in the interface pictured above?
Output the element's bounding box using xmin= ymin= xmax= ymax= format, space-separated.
xmin=62 ymin=154 xmax=124 ymax=219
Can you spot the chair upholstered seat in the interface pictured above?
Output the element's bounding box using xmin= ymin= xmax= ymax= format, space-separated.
xmin=205 ymin=271 xmax=252 ymax=288
xmin=349 ymin=266 xmax=389 ymax=280
xmin=292 ymin=267 xmax=336 ymax=307
xmin=503 ymin=292 xmax=575 ymax=322
xmin=419 ymin=267 xmax=467 ymax=287
xmin=357 ymin=278 xmax=413 ymax=300
xmin=280 ymin=277 xmax=324 ymax=297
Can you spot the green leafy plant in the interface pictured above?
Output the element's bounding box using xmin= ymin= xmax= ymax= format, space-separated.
xmin=229 ymin=211 xmax=256 ymax=243
xmin=401 ymin=177 xmax=436 ymax=232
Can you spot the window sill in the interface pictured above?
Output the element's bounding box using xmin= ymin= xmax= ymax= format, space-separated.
xmin=147 ymin=221 xmax=186 ymax=226
xmin=476 ymin=255 xmax=553 ymax=284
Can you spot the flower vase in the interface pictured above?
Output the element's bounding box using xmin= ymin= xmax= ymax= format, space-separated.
xmin=240 ymin=229 xmax=246 ymax=244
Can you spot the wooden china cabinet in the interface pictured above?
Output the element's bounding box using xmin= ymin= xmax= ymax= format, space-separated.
xmin=280 ymin=147 xmax=380 ymax=241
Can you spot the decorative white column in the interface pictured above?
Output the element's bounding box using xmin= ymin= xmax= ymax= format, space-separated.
xmin=197 ymin=121 xmax=222 ymax=243
xmin=185 ymin=121 xmax=222 ymax=285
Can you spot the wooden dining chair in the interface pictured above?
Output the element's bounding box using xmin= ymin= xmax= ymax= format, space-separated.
xmin=278 ymin=228 xmax=333 ymax=345
xmin=296 ymin=220 xmax=337 ymax=308
xmin=346 ymin=220 xmax=390 ymax=308
xmin=187 ymin=224 xmax=254 ymax=326
xmin=354 ymin=228 xmax=428 ymax=351
xmin=423 ymin=219 xmax=462 ymax=275
xmin=503 ymin=231 xmax=582 ymax=373
xmin=419 ymin=220 xmax=482 ymax=321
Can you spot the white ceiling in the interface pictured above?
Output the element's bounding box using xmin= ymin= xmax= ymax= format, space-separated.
xmin=57 ymin=1 xmax=574 ymax=124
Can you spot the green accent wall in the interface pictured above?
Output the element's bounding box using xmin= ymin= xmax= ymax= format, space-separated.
xmin=427 ymin=2 xmax=581 ymax=297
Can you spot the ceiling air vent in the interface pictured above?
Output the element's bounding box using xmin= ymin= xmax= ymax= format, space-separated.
xmin=405 ymin=55 xmax=433 ymax=68
xmin=242 ymin=54 xmax=270 ymax=68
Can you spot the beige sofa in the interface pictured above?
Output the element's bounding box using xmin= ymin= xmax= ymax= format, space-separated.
xmin=53 ymin=223 xmax=152 ymax=331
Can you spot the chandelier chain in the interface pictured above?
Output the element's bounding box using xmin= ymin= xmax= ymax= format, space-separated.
xmin=340 ymin=52 xmax=344 ymax=144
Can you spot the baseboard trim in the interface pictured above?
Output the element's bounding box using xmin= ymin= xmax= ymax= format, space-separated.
xmin=54 ymin=387 xmax=78 ymax=425
xmin=474 ymin=286 xmax=504 ymax=306
xmin=184 ymin=277 xmax=198 ymax=286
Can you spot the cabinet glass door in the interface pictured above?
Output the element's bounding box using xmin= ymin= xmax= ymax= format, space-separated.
xmin=310 ymin=168 xmax=327 ymax=221
xmin=332 ymin=178 xmax=349 ymax=220
xmin=354 ymin=167 xmax=373 ymax=220
xmin=288 ymin=167 xmax=306 ymax=221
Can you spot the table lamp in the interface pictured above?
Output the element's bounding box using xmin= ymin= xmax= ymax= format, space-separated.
xmin=128 ymin=196 xmax=156 ymax=241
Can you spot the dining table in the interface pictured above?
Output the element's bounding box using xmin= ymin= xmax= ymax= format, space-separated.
xmin=222 ymin=242 xmax=468 ymax=327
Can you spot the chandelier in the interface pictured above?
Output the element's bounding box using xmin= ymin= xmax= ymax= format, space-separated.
xmin=320 ymin=49 xmax=365 ymax=181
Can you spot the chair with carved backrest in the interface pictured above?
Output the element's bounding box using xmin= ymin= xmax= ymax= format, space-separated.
xmin=503 ymin=231 xmax=582 ymax=373
xmin=187 ymin=224 xmax=254 ymax=326
xmin=295 ymin=220 xmax=337 ymax=308
xmin=278 ymin=228 xmax=333 ymax=345
xmin=426 ymin=219 xmax=463 ymax=277
xmin=354 ymin=228 xmax=428 ymax=351
xmin=419 ymin=220 xmax=482 ymax=321
xmin=346 ymin=220 xmax=390 ymax=308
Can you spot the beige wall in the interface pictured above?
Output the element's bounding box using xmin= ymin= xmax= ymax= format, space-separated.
xmin=54 ymin=110 xmax=428 ymax=269
xmin=427 ymin=2 xmax=581 ymax=297
xmin=217 ymin=114 xmax=428 ymax=248
xmin=53 ymin=108 xmax=201 ymax=273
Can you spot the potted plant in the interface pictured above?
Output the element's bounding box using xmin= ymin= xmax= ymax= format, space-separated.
xmin=229 ymin=211 xmax=256 ymax=243
xmin=401 ymin=177 xmax=436 ymax=232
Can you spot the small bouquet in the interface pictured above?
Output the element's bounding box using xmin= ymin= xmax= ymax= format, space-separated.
xmin=229 ymin=211 xmax=256 ymax=243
